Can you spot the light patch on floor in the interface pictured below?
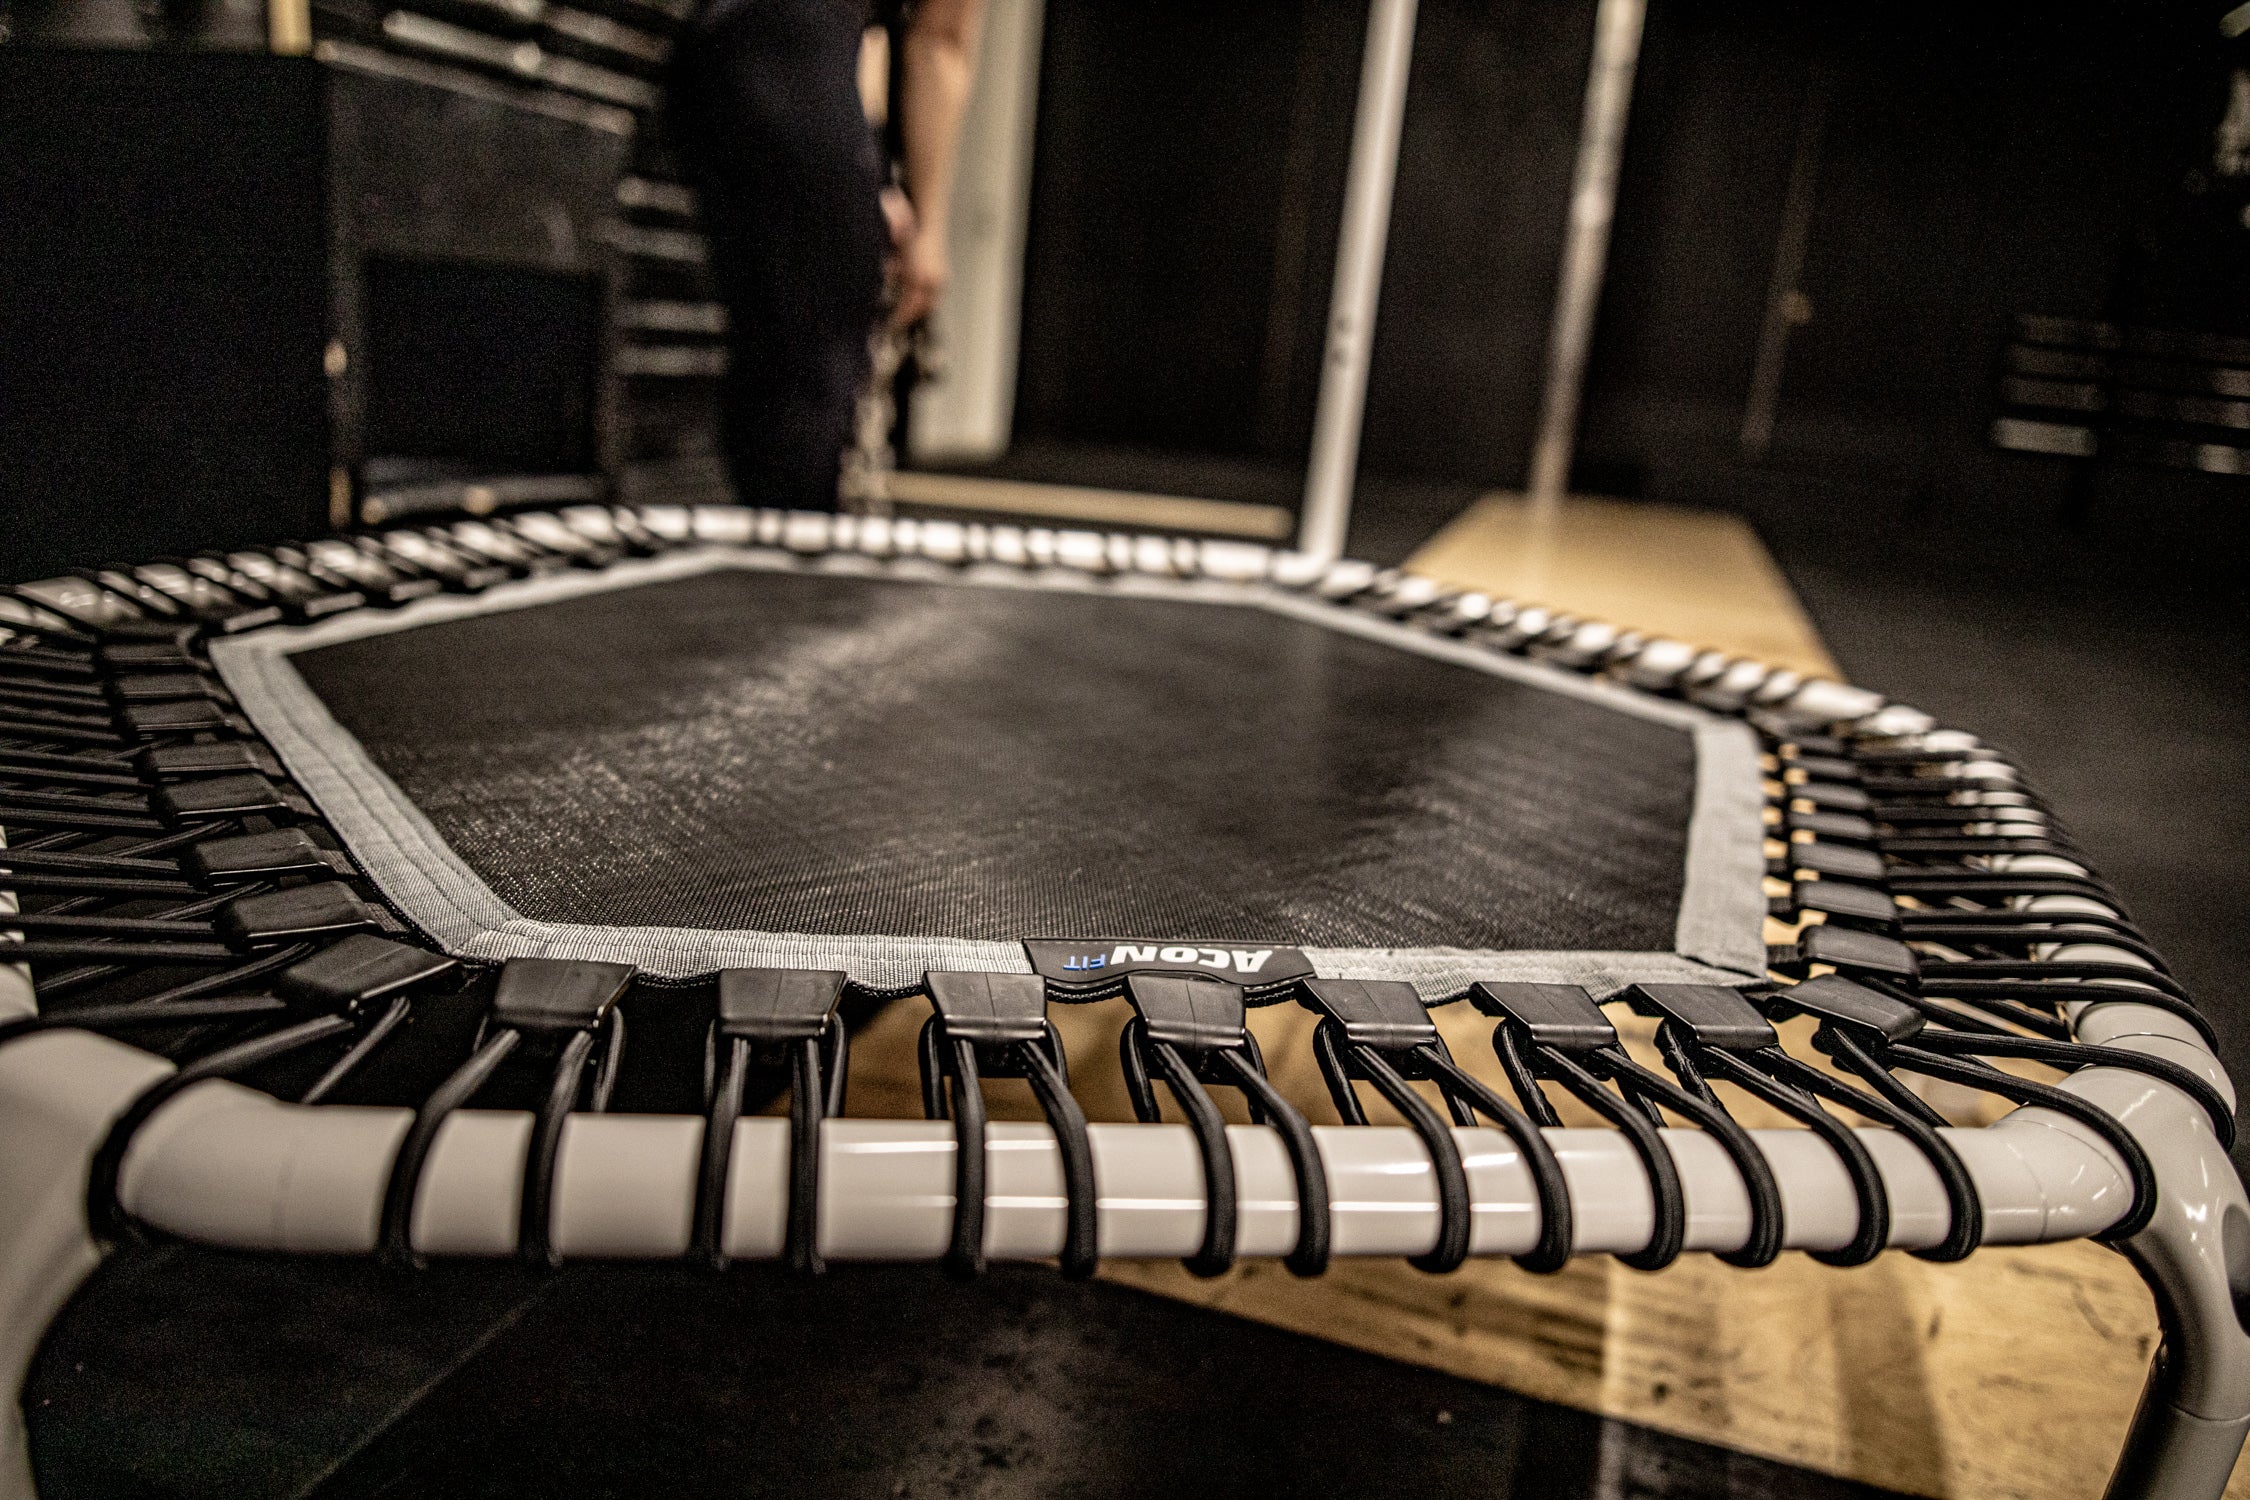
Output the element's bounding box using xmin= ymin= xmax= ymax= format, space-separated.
xmin=1409 ymin=491 xmax=1840 ymax=679
xmin=887 ymin=468 xmax=1297 ymax=539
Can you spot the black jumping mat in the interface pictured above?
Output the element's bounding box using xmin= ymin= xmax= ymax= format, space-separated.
xmin=284 ymin=565 xmax=1701 ymax=956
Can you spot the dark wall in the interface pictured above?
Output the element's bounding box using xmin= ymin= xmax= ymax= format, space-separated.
xmin=1011 ymin=0 xmax=2243 ymax=556
xmin=1566 ymin=1 xmax=1807 ymax=491
xmin=1578 ymin=0 xmax=2234 ymax=522
xmin=1356 ymin=0 xmax=1594 ymax=482
xmin=329 ymin=65 xmax=630 ymax=492
xmin=1013 ymin=0 xmax=1596 ymax=482
xmin=0 ymin=53 xmax=634 ymax=582
xmin=0 ymin=52 xmax=332 ymax=581
xmin=1013 ymin=0 xmax=1338 ymax=459
xmin=362 ymin=259 xmax=605 ymax=475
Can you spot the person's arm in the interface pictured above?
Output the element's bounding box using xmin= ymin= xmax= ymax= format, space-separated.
xmin=891 ymin=0 xmax=985 ymax=329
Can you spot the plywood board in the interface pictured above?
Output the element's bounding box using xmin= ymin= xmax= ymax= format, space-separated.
xmin=1409 ymin=491 xmax=1840 ymax=680
xmin=888 ymin=469 xmax=1296 ymax=539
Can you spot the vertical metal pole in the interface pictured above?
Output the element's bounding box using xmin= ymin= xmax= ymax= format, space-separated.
xmin=1525 ymin=0 xmax=1646 ymax=513
xmin=1296 ymin=0 xmax=1419 ymax=565
xmin=268 ymin=0 xmax=312 ymax=53
xmin=1739 ymin=68 xmax=1828 ymax=460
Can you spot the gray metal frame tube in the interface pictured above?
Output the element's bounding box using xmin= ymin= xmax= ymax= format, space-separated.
xmin=1296 ymin=0 xmax=1418 ymax=564
xmin=1525 ymin=0 xmax=1646 ymax=509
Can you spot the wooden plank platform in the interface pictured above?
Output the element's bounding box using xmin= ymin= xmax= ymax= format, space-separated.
xmin=887 ymin=469 xmax=1297 ymax=540
xmin=828 ymin=489 xmax=2239 ymax=1499
xmin=1407 ymin=491 xmax=1841 ymax=680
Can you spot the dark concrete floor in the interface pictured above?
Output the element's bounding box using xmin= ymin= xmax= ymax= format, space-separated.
xmin=29 ymin=1249 xmax=1904 ymax=1500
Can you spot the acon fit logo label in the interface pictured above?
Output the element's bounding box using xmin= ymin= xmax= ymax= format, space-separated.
xmin=1064 ymin=944 xmax=1276 ymax=975
xmin=1021 ymin=939 xmax=1317 ymax=990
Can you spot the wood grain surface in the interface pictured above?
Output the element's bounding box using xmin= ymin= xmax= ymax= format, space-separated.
xmin=1407 ymin=492 xmax=1841 ymax=680
xmin=829 ymin=491 xmax=2238 ymax=1499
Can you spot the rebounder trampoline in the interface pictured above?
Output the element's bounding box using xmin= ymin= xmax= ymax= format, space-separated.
xmin=1 ymin=504 xmax=2243 ymax=1498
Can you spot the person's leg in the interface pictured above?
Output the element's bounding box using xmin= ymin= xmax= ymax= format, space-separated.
xmin=668 ymin=0 xmax=887 ymax=512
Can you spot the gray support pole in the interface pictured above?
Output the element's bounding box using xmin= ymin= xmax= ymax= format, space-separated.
xmin=2101 ymin=1082 xmax=2250 ymax=1499
xmin=1524 ymin=0 xmax=1646 ymax=512
xmin=1739 ymin=69 xmax=1828 ymax=460
xmin=1296 ymin=0 xmax=1418 ymax=565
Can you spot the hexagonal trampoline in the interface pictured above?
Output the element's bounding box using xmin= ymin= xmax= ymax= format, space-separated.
xmin=3 ymin=507 xmax=2240 ymax=1500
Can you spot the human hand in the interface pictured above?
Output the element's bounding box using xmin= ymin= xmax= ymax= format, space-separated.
xmin=880 ymin=185 xmax=916 ymax=258
xmin=883 ymin=187 xmax=947 ymax=332
xmin=890 ymin=228 xmax=947 ymax=330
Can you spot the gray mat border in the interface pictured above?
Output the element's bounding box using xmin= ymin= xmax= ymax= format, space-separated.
xmin=209 ymin=547 xmax=1769 ymax=996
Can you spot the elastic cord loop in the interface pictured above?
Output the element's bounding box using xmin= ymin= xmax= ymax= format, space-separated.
xmin=695 ymin=1032 xmax=749 ymax=1270
xmin=917 ymin=1020 xmax=991 ymax=1280
xmin=1909 ymin=1028 xmax=2233 ymax=1147
xmin=1697 ymin=1045 xmax=1889 ymax=1267
xmin=35 ymin=927 xmax=307 ymax=1003
xmin=1215 ymin=1049 xmax=1330 ymax=1277
xmin=784 ymin=1035 xmax=826 ymax=1274
xmin=1601 ymin=1035 xmax=1785 ymax=1268
xmin=1820 ymin=1026 xmax=1951 ymax=1128
xmin=301 ymin=994 xmax=412 ymax=1104
xmin=1017 ymin=1032 xmax=1099 ymax=1280
xmin=520 ymin=1025 xmax=600 ymax=1269
xmin=1310 ymin=1020 xmax=1367 ymax=1126
xmin=822 ymin=1014 xmax=851 ymax=1119
xmin=381 ymin=1027 xmax=521 ymax=1269
xmin=88 ymin=1014 xmax=353 ymax=1243
xmin=588 ymin=1009 xmax=626 ymax=1113
xmin=1139 ymin=1028 xmax=1238 ymax=1277
xmin=1778 ymin=1032 xmax=1984 ymax=1262
xmin=1515 ymin=1031 xmax=1687 ymax=1271
xmin=1887 ymin=1041 xmax=2158 ymax=1241
xmin=0 ymin=992 xmax=286 ymax=1048
xmin=1918 ymin=979 xmax=2215 ymax=1047
xmin=1918 ymin=959 xmax=2192 ymax=1004
xmin=1339 ymin=1032 xmax=1472 ymax=1274
xmin=1487 ymin=1024 xmax=1561 ymax=1128
xmin=1119 ymin=1017 xmax=1161 ymax=1123
xmin=1413 ymin=1042 xmax=1574 ymax=1274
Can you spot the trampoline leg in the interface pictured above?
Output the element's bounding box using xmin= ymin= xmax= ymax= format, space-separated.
xmin=0 ymin=1032 xmax=174 ymax=1500
xmin=2103 ymin=1074 xmax=2250 ymax=1500
xmin=2109 ymin=1384 xmax=2250 ymax=1500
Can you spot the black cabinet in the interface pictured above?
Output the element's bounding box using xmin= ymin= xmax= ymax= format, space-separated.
xmin=0 ymin=50 xmax=629 ymax=582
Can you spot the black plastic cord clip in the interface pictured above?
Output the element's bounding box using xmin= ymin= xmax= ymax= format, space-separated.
xmin=379 ymin=957 xmax=633 ymax=1270
xmin=917 ymin=971 xmax=1096 ymax=1281
xmin=1468 ymin=981 xmax=1680 ymax=1270
xmin=1631 ymin=983 xmax=1895 ymax=1267
xmin=215 ymin=883 xmax=377 ymax=950
xmin=1613 ymin=985 xmax=1790 ymax=1268
xmin=696 ymin=967 xmax=848 ymax=1273
xmin=150 ymin=771 xmax=292 ymax=825
xmin=1766 ymin=974 xmax=1984 ymax=1261
xmin=183 ymin=828 xmax=352 ymax=887
xmin=1766 ymin=924 xmax=1921 ymax=986
xmin=1120 ymin=973 xmax=1330 ymax=1278
xmin=277 ymin=934 xmax=458 ymax=1104
xmin=1300 ymin=977 xmax=1571 ymax=1274
xmin=1768 ymin=876 xmax=1900 ymax=932
xmin=1773 ymin=839 xmax=1889 ymax=885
